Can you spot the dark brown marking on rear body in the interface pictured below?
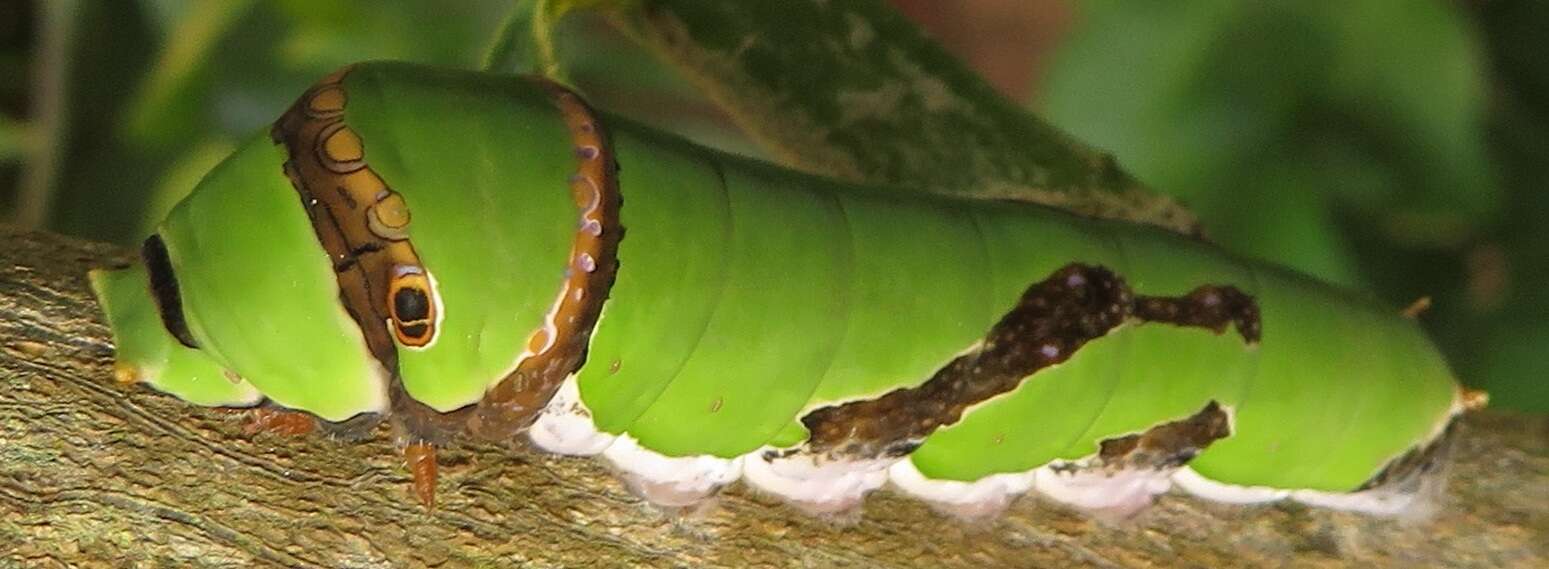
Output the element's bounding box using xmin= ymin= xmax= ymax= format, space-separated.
xmin=1133 ymin=285 xmax=1260 ymax=344
xmin=793 ymin=264 xmax=1134 ymax=461
xmin=1051 ymin=401 xmax=1232 ymax=474
xmin=789 ymin=263 xmax=1260 ymax=463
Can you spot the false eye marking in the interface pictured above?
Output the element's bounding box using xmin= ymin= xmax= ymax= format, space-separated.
xmin=387 ymin=265 xmax=440 ymax=348
xmin=785 ymin=263 xmax=1262 ymax=465
xmin=316 ymin=123 xmax=367 ymax=174
xmin=468 ymin=79 xmax=623 ymax=440
xmin=272 ymin=65 xmax=438 ymax=372
xmin=367 ymin=192 xmax=412 ymax=241
xmin=306 ymin=86 xmax=346 ymax=117
xmin=392 ymin=279 xmax=431 ymax=321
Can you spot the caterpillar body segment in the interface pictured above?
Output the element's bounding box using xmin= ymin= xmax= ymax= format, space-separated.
xmin=91 ymin=62 xmax=1468 ymax=518
xmin=90 ymin=263 xmax=263 ymax=407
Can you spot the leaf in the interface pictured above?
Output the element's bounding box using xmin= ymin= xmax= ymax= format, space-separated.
xmin=598 ymin=0 xmax=1199 ymax=233
xmin=481 ymin=0 xmax=546 ymax=74
xmin=121 ymin=0 xmax=260 ymax=150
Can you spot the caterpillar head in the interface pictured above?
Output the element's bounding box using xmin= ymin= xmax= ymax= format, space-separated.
xmin=91 ymin=135 xmax=390 ymax=422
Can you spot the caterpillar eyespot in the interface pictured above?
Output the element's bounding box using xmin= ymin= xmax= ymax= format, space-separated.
xmin=388 ymin=265 xmax=439 ymax=349
xmin=89 ymin=61 xmax=1475 ymax=520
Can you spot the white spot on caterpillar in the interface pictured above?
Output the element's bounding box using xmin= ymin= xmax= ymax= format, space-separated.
xmin=1033 ymin=463 xmax=1173 ymax=518
xmin=528 ymin=376 xmax=614 ymax=456
xmin=601 ymin=435 xmax=742 ymax=507
xmin=742 ymin=449 xmax=893 ymax=515
xmin=1289 ymin=485 xmax=1435 ymax=518
xmin=1170 ymin=467 xmax=1289 ymax=504
xmin=888 ymin=459 xmax=1035 ymax=521
xmin=1171 ymin=467 xmax=1439 ymax=517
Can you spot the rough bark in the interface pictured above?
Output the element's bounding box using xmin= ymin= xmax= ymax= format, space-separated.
xmin=0 ymin=225 xmax=1545 ymax=568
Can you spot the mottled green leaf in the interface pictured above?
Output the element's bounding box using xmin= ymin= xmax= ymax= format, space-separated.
xmin=601 ymin=0 xmax=1199 ymax=233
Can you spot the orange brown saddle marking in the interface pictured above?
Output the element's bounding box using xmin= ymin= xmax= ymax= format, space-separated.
xmin=271 ymin=66 xmax=438 ymax=370
xmin=270 ymin=69 xmax=620 ymax=506
xmin=273 ymin=67 xmax=450 ymax=508
xmin=468 ymin=79 xmax=623 ymax=439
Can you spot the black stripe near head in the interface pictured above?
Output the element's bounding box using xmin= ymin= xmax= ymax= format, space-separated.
xmin=141 ymin=235 xmax=200 ymax=349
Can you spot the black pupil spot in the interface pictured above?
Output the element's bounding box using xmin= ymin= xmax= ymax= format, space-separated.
xmin=141 ymin=234 xmax=200 ymax=349
xmin=398 ymin=323 xmax=429 ymax=340
xmin=393 ymin=287 xmax=430 ymax=322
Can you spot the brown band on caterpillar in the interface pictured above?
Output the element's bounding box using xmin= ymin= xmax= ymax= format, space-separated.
xmin=273 ymin=66 xmax=447 ymax=439
xmin=788 ymin=263 xmax=1260 ymax=464
xmin=467 ymin=78 xmax=623 ymax=440
xmin=273 ymin=66 xmax=440 ymax=362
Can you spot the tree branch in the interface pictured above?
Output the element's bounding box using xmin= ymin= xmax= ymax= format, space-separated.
xmin=1 ymin=225 xmax=1544 ymax=567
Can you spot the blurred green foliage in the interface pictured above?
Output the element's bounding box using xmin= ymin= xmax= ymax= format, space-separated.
xmin=0 ymin=116 xmax=20 ymax=163
xmin=1 ymin=0 xmax=1542 ymax=412
xmin=0 ymin=0 xmax=733 ymax=242
xmin=1037 ymin=1 xmax=1545 ymax=412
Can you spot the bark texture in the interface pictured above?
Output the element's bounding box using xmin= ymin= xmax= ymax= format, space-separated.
xmin=1 ymin=225 xmax=1545 ymax=568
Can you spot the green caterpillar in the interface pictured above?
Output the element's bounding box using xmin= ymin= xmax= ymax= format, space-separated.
xmin=90 ymin=62 xmax=1477 ymax=518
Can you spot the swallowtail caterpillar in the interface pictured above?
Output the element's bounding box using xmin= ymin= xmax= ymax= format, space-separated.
xmin=90 ymin=62 xmax=1483 ymax=518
